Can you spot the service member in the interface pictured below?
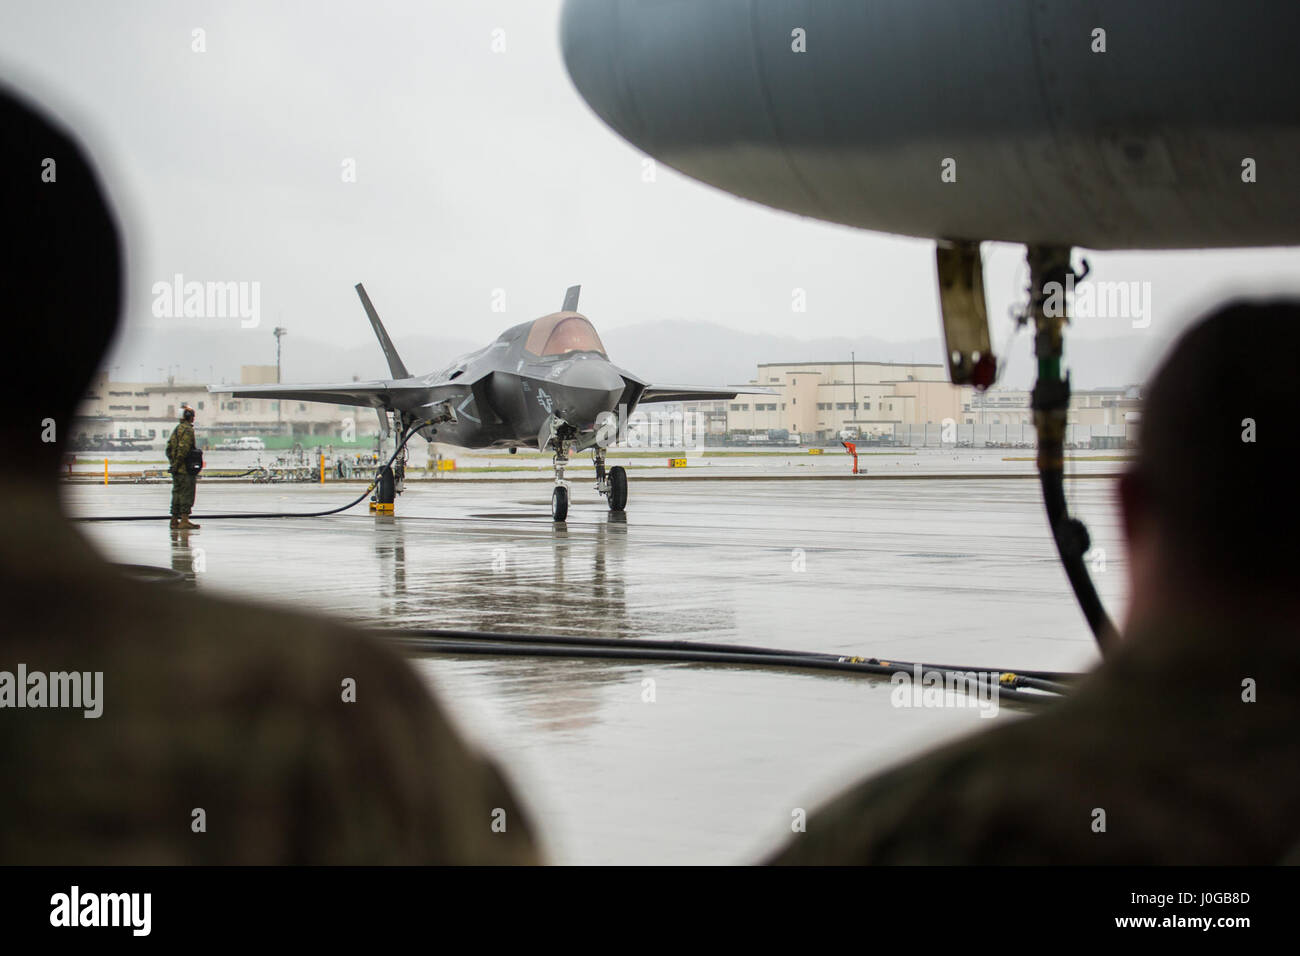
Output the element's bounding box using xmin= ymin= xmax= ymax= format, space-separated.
xmin=0 ymin=84 xmax=539 ymax=865
xmin=166 ymin=404 xmax=201 ymax=529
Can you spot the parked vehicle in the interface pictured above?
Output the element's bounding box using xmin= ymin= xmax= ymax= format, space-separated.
xmin=215 ymin=436 xmax=266 ymax=451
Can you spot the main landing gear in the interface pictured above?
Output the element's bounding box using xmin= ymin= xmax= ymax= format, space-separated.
xmin=593 ymin=446 xmax=627 ymax=513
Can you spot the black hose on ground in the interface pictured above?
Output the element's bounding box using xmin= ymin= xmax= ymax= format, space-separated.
xmin=390 ymin=627 xmax=1083 ymax=682
xmin=77 ymin=424 xmax=423 ymax=522
xmin=386 ymin=628 xmax=1076 ymax=705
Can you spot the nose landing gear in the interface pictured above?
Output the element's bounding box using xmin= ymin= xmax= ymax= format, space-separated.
xmin=540 ymin=414 xmax=579 ymax=522
xmin=551 ymin=440 xmax=571 ymax=522
xmin=541 ymin=419 xmax=630 ymax=520
xmin=551 ymin=483 xmax=569 ymax=522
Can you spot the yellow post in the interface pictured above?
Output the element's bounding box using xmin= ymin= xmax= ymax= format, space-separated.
xmin=103 ymin=458 xmax=108 ymax=485
xmin=320 ymin=452 xmax=325 ymax=483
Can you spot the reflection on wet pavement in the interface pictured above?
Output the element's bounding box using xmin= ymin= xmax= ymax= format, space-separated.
xmin=68 ymin=471 xmax=1119 ymax=862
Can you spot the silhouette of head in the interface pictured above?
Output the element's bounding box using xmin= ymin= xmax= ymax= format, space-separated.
xmin=1 ymin=84 xmax=123 ymax=479
xmin=1122 ymin=300 xmax=1299 ymax=605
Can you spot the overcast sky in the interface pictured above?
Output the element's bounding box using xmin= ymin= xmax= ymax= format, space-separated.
xmin=4 ymin=0 xmax=1299 ymax=383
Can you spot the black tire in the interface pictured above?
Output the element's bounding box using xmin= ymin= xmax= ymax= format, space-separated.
xmin=551 ymin=484 xmax=569 ymax=521
xmin=607 ymin=465 xmax=628 ymax=511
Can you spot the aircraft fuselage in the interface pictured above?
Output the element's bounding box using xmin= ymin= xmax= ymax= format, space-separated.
xmin=383 ymin=311 xmax=643 ymax=450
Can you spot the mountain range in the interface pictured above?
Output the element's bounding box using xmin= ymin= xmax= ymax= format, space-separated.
xmin=102 ymin=319 xmax=1162 ymax=392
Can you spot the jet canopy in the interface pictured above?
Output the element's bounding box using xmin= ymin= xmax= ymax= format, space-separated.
xmin=524 ymin=314 xmax=607 ymax=358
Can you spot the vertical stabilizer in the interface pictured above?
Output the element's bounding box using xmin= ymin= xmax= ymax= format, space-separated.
xmin=355 ymin=283 xmax=411 ymax=379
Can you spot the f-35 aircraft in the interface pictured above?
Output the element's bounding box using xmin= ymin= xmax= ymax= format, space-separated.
xmin=215 ymin=284 xmax=768 ymax=520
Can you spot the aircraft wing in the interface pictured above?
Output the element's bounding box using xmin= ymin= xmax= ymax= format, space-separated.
xmin=208 ymin=380 xmax=436 ymax=411
xmin=638 ymin=384 xmax=776 ymax=404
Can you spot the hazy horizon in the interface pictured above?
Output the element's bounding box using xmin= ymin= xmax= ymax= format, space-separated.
xmin=98 ymin=314 xmax=1155 ymax=393
xmin=4 ymin=0 xmax=1298 ymax=393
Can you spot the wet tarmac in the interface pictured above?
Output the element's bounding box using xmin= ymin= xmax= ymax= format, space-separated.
xmin=65 ymin=468 xmax=1124 ymax=863
xmin=67 ymin=444 xmax=1128 ymax=479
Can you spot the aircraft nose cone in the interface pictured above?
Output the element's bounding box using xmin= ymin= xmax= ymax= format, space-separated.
xmin=557 ymin=359 xmax=625 ymax=427
xmin=564 ymin=359 xmax=625 ymax=396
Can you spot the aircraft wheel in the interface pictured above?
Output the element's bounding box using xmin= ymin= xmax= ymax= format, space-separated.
xmin=607 ymin=465 xmax=627 ymax=512
xmin=551 ymin=484 xmax=569 ymax=521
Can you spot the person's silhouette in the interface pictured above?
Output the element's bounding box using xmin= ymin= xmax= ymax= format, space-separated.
xmin=770 ymin=300 xmax=1300 ymax=864
xmin=0 ymin=83 xmax=538 ymax=864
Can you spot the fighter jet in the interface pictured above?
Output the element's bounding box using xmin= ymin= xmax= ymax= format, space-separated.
xmin=214 ymin=284 xmax=770 ymax=520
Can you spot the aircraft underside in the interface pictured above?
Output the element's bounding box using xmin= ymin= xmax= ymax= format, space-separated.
xmin=389 ymin=376 xmax=629 ymax=522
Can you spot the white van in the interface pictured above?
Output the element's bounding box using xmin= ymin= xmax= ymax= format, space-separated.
xmin=216 ymin=436 xmax=266 ymax=451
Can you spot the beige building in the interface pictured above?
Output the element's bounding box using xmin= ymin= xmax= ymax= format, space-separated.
xmin=681 ymin=360 xmax=1142 ymax=446
xmin=969 ymin=386 xmax=1140 ymax=428
xmin=712 ymin=360 xmax=973 ymax=441
xmin=1068 ymin=386 xmax=1142 ymax=427
xmin=74 ymin=366 xmax=372 ymax=447
xmin=970 ymin=388 xmax=1033 ymax=427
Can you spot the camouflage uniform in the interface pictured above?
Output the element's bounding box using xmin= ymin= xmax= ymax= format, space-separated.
xmin=767 ymin=610 xmax=1300 ymax=864
xmin=0 ymin=85 xmax=539 ymax=865
xmin=0 ymin=494 xmax=541 ymax=864
xmin=166 ymin=420 xmax=197 ymax=518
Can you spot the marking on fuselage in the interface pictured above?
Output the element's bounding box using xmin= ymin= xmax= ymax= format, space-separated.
xmin=536 ymin=387 xmax=554 ymax=414
xmin=457 ymin=395 xmax=480 ymax=423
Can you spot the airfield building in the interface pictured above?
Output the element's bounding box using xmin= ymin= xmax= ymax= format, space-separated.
xmin=73 ymin=366 xmax=371 ymax=449
xmin=680 ymin=361 xmax=1141 ymax=446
